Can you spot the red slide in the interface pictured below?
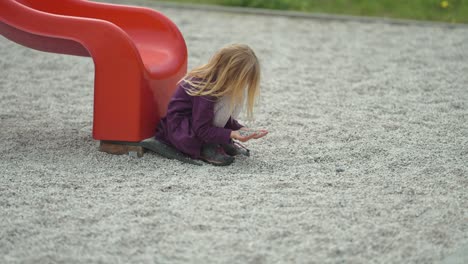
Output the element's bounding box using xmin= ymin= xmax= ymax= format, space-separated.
xmin=0 ymin=0 xmax=187 ymax=143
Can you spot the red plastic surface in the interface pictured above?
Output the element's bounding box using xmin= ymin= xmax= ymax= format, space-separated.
xmin=0 ymin=0 xmax=187 ymax=142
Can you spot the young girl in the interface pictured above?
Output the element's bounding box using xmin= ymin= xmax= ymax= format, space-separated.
xmin=154 ymin=44 xmax=268 ymax=166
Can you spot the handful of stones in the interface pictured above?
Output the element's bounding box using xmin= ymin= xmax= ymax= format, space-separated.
xmin=239 ymin=130 xmax=261 ymax=137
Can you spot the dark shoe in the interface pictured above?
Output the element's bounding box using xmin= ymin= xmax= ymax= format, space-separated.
xmin=140 ymin=137 xmax=203 ymax=166
xmin=221 ymin=141 xmax=250 ymax=157
xmin=200 ymin=144 xmax=234 ymax=166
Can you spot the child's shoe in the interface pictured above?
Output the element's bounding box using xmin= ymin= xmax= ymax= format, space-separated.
xmin=221 ymin=141 xmax=250 ymax=157
xmin=200 ymin=144 xmax=234 ymax=166
xmin=140 ymin=137 xmax=203 ymax=166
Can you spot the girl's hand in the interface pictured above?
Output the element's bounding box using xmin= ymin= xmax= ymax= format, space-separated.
xmin=230 ymin=130 xmax=256 ymax=142
xmin=252 ymin=129 xmax=268 ymax=139
xmin=232 ymin=128 xmax=268 ymax=141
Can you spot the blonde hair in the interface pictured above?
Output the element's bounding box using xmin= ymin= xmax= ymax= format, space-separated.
xmin=183 ymin=43 xmax=261 ymax=120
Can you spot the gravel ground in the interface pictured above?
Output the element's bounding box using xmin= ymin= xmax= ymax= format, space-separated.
xmin=1 ymin=0 xmax=467 ymax=263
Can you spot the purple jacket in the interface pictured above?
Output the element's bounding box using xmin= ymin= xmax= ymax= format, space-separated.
xmin=155 ymin=80 xmax=243 ymax=158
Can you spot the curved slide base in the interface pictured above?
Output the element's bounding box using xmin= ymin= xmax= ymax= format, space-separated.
xmin=0 ymin=0 xmax=188 ymax=145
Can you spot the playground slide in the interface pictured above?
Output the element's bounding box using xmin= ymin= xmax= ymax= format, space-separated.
xmin=0 ymin=0 xmax=188 ymax=143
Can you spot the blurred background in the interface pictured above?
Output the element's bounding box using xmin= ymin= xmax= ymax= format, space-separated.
xmin=166 ymin=0 xmax=467 ymax=23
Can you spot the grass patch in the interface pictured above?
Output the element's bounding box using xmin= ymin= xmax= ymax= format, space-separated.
xmin=165 ymin=0 xmax=468 ymax=23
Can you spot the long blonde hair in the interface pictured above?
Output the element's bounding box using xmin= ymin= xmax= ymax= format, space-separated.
xmin=183 ymin=44 xmax=261 ymax=120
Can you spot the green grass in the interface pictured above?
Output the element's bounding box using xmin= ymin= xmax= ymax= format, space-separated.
xmin=165 ymin=0 xmax=468 ymax=23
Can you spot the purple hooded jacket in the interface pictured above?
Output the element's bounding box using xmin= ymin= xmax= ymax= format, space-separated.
xmin=155 ymin=79 xmax=243 ymax=158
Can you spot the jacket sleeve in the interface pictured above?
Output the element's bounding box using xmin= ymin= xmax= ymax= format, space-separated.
xmin=192 ymin=95 xmax=232 ymax=144
xmin=224 ymin=117 xmax=244 ymax=131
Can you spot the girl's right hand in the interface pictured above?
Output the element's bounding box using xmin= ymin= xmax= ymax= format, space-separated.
xmin=252 ymin=129 xmax=268 ymax=139
xmin=240 ymin=127 xmax=269 ymax=139
xmin=230 ymin=130 xmax=256 ymax=142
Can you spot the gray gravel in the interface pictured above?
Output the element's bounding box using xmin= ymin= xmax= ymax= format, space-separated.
xmin=1 ymin=1 xmax=467 ymax=263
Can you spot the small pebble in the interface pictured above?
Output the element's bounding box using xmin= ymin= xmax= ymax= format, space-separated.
xmin=335 ymin=166 xmax=345 ymax=173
